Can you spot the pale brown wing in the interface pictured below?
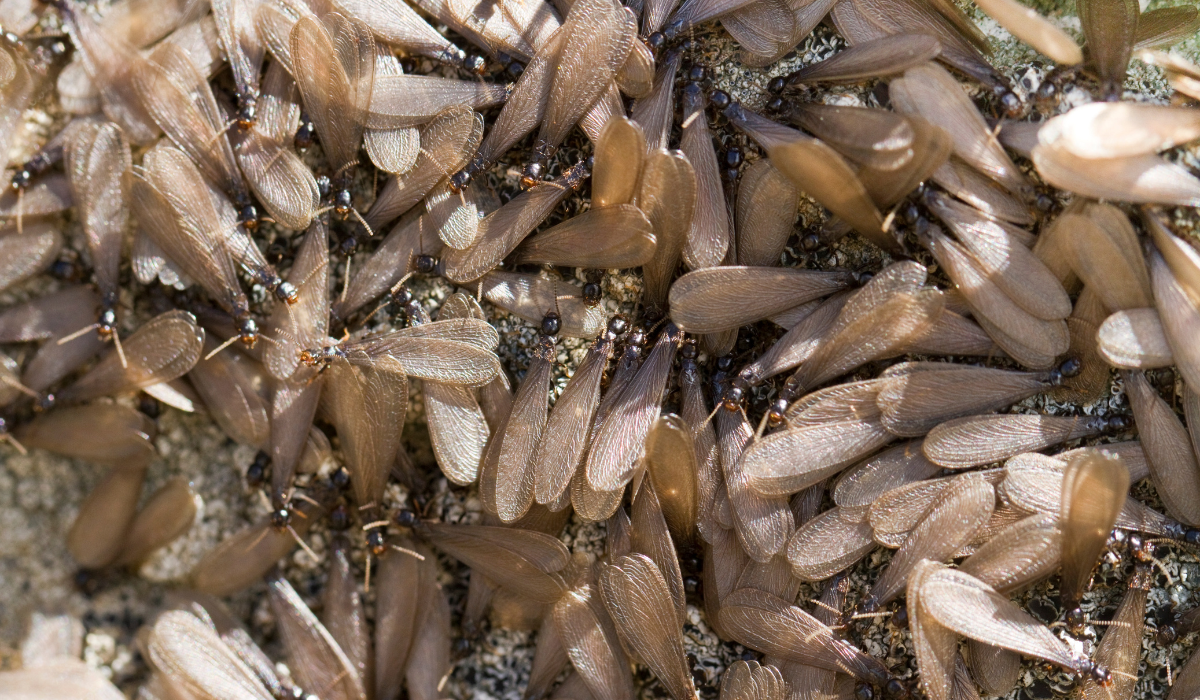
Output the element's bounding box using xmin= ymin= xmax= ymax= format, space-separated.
xmin=481 ymin=272 xmax=607 ymax=338
xmin=1031 ymin=142 xmax=1200 ymax=206
xmin=740 ymin=416 xmax=893 ymax=497
xmin=645 ymin=414 xmax=700 ymax=544
xmin=1134 ymin=5 xmax=1200 ymax=50
xmin=211 ymin=0 xmax=264 ymax=104
xmin=1059 ymin=450 xmax=1129 ymax=609
xmin=639 ymin=148 xmax=696 ymax=311
xmin=420 ymin=522 xmax=569 ymax=602
xmin=553 ymin=584 xmax=637 ymax=700
xmin=889 ymin=63 xmax=1026 ymax=194
xmin=513 ymin=204 xmax=656 ymax=269
xmin=495 ymin=339 xmax=556 ymax=522
xmin=374 ymin=537 xmax=433 ymax=700
xmin=719 ymin=660 xmax=787 ymax=700
xmin=267 ymin=575 xmax=366 ymax=700
xmin=719 ymin=409 xmax=794 ymax=563
xmin=1080 ymin=569 xmax=1151 ymax=700
xmin=781 ymin=102 xmax=914 ymax=170
xmin=736 ymin=159 xmax=798 ymax=268
xmin=114 ymin=477 xmax=196 ymax=567
xmin=922 ymin=414 xmax=1107 ymax=470
xmin=958 ymin=512 xmax=1062 ymax=594
xmin=235 ymin=132 xmax=320 ymax=231
xmin=785 ymin=507 xmax=875 ymax=581
xmin=918 ymin=568 xmax=1082 ymax=672
xmin=877 ymin=363 xmax=1049 ymax=437
xmin=0 ymin=224 xmax=63 ymax=294
xmin=972 ymin=0 xmax=1081 ymax=63
xmin=443 ymin=161 xmax=589 ymax=282
xmin=65 ymin=121 xmax=129 ymax=299
xmin=931 ymin=157 xmax=1033 ymax=225
xmin=669 ymin=266 xmax=853 ymax=334
xmin=405 ymin=578 xmax=452 ymax=700
xmin=592 ymin=117 xmax=646 ymax=207
xmin=66 ymin=466 xmax=146 ymax=569
xmin=679 ymin=85 xmax=730 ymax=270
xmin=322 ymin=359 xmax=408 ymax=515
xmin=367 ymin=74 xmax=507 ymax=129
xmin=1149 ymin=246 xmax=1200 ymax=391
xmin=189 ymin=337 xmax=271 ymax=448
xmin=1123 ymin=369 xmax=1200 ymax=525
xmin=1062 ymin=210 xmax=1151 ymax=312
xmin=631 ymin=50 xmax=682 ymax=151
xmin=785 ymin=33 xmax=940 ymax=84
xmin=833 ymin=439 xmax=942 ymax=509
xmin=148 ymin=611 xmax=275 ymax=700
xmin=1078 ymin=0 xmax=1137 ymax=97
xmin=629 ymin=482 xmax=686 ymax=624
xmin=1040 ymin=102 xmax=1200 ymax=160
xmin=320 ymin=537 xmax=370 ymax=693
xmin=335 ymin=0 xmax=467 ymax=64
xmin=909 ymin=560 xmax=958 ymax=700
xmin=60 ymin=310 xmax=205 ymax=403
xmin=599 ymin=555 xmax=694 ymax=700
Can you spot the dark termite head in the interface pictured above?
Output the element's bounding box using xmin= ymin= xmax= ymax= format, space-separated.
xmin=994 ymin=85 xmax=1024 ymax=118
xmin=626 ymin=324 xmax=648 ymax=350
xmin=366 ymin=526 xmax=388 ymax=557
xmin=237 ymin=315 xmax=259 ymax=348
xmin=605 ymin=314 xmax=629 ymax=340
xmin=238 ymin=204 xmax=260 ymax=233
xmin=891 ymin=605 xmax=909 ymax=629
xmin=449 ymin=156 xmax=484 ymax=193
xmin=1047 ymin=357 xmax=1083 ymax=386
xmin=246 ymin=450 xmax=270 ymax=488
xmin=767 ymin=397 xmax=789 ymax=428
xmin=393 ymin=508 xmax=419 ymax=529
xmin=583 ymin=281 xmax=602 ymax=307
xmin=1096 ymin=414 xmax=1132 ymax=433
xmin=520 ymin=161 xmax=544 ymax=189
xmin=1081 ymin=661 xmax=1112 ymax=687
xmin=332 ymin=466 xmax=352 ymax=491
xmin=329 ymin=502 xmax=350 ymax=531
xmin=270 ymin=505 xmax=292 ymax=531
xmin=300 ymin=345 xmax=339 ymax=369
xmin=884 ymin=678 xmax=911 ymax=700
xmin=708 ymin=88 xmax=731 ymax=110
xmin=767 ymin=76 xmax=786 ymax=95
xmin=854 ymin=683 xmax=874 ymax=700
xmin=646 ymin=31 xmax=666 ymax=53
xmin=801 ymin=232 xmax=822 ymax=251
xmin=541 ymin=311 xmax=561 ymax=337
xmin=721 ymin=381 xmax=744 ymax=412
xmin=235 ymin=91 xmax=258 ymax=130
xmin=333 ymin=188 xmax=353 ymax=219
xmin=463 ymin=53 xmax=487 ymax=75
xmin=1064 ymin=604 xmax=1086 ymax=636
xmin=414 ymin=253 xmax=437 ymax=275
xmin=295 ymin=113 xmax=317 ymax=150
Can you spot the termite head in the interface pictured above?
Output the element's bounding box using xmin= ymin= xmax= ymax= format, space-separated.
xmin=1082 ymin=661 xmax=1112 ymax=687
xmin=295 ymin=115 xmax=317 ymax=150
xmin=299 ymin=346 xmax=337 ymax=368
xmin=583 ymin=281 xmax=602 ymax=307
xmin=463 ymin=53 xmax=487 ymax=75
xmin=276 ymin=281 xmax=300 ymax=305
xmin=237 ymin=316 xmax=259 ymax=348
xmin=97 ymin=306 xmax=118 ymax=340
xmin=367 ymin=527 xmax=388 ymax=557
xmin=329 ymin=502 xmax=350 ymax=531
xmin=448 ymin=168 xmax=472 ymax=193
xmin=333 ymin=188 xmax=353 ymax=218
xmin=708 ymin=88 xmax=731 ymax=110
xmin=246 ymin=450 xmax=270 ymax=488
xmin=236 ymin=94 xmax=258 ymax=130
xmin=891 ymin=605 xmax=909 ymax=629
xmin=766 ymin=96 xmax=784 ymax=113
xmin=414 ymin=253 xmax=438 ymax=275
xmin=10 ymin=166 xmax=31 ymax=191
xmin=801 ymin=233 xmax=822 ymax=251
xmin=884 ymin=679 xmax=911 ymax=700
xmin=238 ymin=204 xmax=260 ymax=233
xmin=721 ymin=382 xmax=744 ymax=412
xmin=646 ymin=32 xmax=666 ymax=52
xmin=521 ymin=161 xmax=544 ymax=189
xmin=767 ymin=76 xmax=786 ymax=94
xmin=767 ymin=398 xmax=789 ymax=428
xmin=853 ymin=683 xmax=874 ymax=700
xmin=1064 ymin=605 xmax=1086 ymax=636
xmin=332 ymin=466 xmax=352 ymax=491
xmin=393 ymin=508 xmax=419 ymax=529
xmin=1098 ymin=415 xmax=1132 ymax=433
xmin=541 ymin=311 xmax=561 ymax=337
xmin=995 ymin=85 xmax=1024 ymax=118
xmin=605 ymin=314 xmax=629 ymax=340
xmin=270 ymin=505 xmax=292 ymax=531
xmin=1047 ymin=357 xmax=1082 ymax=386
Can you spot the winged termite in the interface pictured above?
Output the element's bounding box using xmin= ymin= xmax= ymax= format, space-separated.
xmin=778 ymin=34 xmax=941 ymax=88
xmin=520 ymin=0 xmax=635 ymax=183
xmin=914 ymin=222 xmax=1069 ymax=368
xmin=57 ymin=310 xmax=204 ymax=404
xmin=786 ymin=506 xmax=875 ymax=581
xmin=554 ymin=581 xmax=637 ymax=700
xmin=629 ymin=480 xmax=686 ymax=622
xmin=443 ymin=160 xmax=589 ymax=282
xmin=489 ymin=311 xmax=560 ymax=521
xmin=0 ymin=223 xmax=62 ymax=294
xmin=130 ymin=148 xmax=265 ymax=346
xmin=584 ymin=323 xmax=680 ymax=493
xmin=877 ymin=361 xmax=1081 ymax=437
xmin=1146 ymin=248 xmax=1200 ymax=391
xmin=643 ymin=414 xmax=700 ymax=543
xmin=776 ymin=102 xmax=915 ymax=172
xmin=733 ymin=159 xmax=798 ymax=269
xmin=137 ymin=37 xmax=267 ymax=232
xmin=524 ymin=315 xmax=626 ymax=507
xmin=233 ymin=59 xmax=321 ymax=230
xmin=190 ymin=483 xmax=329 ymax=595
xmin=334 ymin=0 xmax=480 ymax=70
xmin=406 ymin=574 xmax=452 ymax=700
xmin=719 ymin=408 xmax=794 ymax=563
xmin=859 ymin=473 xmax=995 ymax=612
xmin=63 ymin=121 xmax=127 ymax=347
xmin=267 ymin=573 xmax=367 ymax=700
xmin=739 ymin=378 xmax=894 ymax=497
xmin=678 ymin=76 xmax=731 ymax=270
xmin=720 ymin=588 xmax=892 ymax=684
xmin=372 ymin=536 xmax=431 ymax=699
xmin=1078 ymin=0 xmax=1137 ymax=98
xmin=716 ymin=97 xmax=896 ymax=253
xmin=514 ymin=205 xmax=656 ymax=269
xmin=482 ymin=272 xmax=607 ymax=338
xmin=929 ymin=158 xmax=1033 ymax=226
xmin=1059 ymin=209 xmax=1151 ymax=314
xmin=888 ymin=63 xmax=1026 ymax=193
xmin=669 ymin=266 xmax=853 ymax=335
xmin=419 ymin=521 xmax=569 ymax=602
xmin=921 ymin=413 xmax=1130 ymax=470
xmin=65 ymin=470 xmax=149 ymax=569
xmin=916 ymin=566 xmax=1111 ymax=682
xmin=188 ymin=336 xmax=271 ymax=448
xmin=111 ymin=477 xmax=196 ymax=568
xmin=1122 ymin=369 xmax=1200 ymax=526
xmin=719 ymin=660 xmax=786 ymax=700
xmin=57 ymin=0 xmax=160 ymax=144
xmin=599 ymin=554 xmax=695 ymax=700
xmin=290 ymin=11 xmax=375 ymax=227
xmin=148 ymin=610 xmax=275 ymax=700
xmin=265 ymin=220 xmax=329 ymax=381
xmin=1032 ymin=140 xmax=1200 ymax=206
xmin=638 ymin=148 xmax=696 ymax=312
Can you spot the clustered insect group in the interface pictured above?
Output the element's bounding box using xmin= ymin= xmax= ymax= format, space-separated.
xmin=3 ymin=0 xmax=1200 ymax=697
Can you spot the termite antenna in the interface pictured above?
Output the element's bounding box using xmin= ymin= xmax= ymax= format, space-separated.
xmin=204 ymin=334 xmax=240 ymax=361
xmin=287 ymin=525 xmax=319 ymax=562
